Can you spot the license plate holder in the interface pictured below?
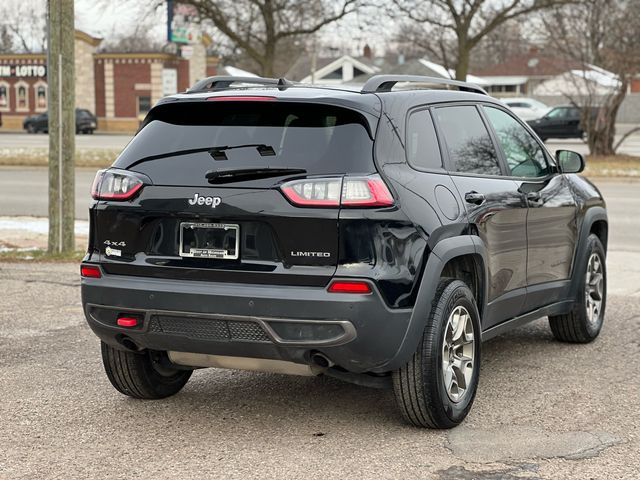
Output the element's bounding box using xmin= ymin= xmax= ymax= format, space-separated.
xmin=179 ymin=222 xmax=240 ymax=259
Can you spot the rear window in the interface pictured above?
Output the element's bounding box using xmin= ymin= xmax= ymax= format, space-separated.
xmin=114 ymin=102 xmax=375 ymax=182
xmin=434 ymin=105 xmax=502 ymax=176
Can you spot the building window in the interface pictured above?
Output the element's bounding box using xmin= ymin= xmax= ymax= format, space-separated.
xmin=0 ymin=84 xmax=8 ymax=110
xmin=36 ymin=85 xmax=47 ymax=109
xmin=15 ymin=82 xmax=28 ymax=111
xmin=18 ymin=86 xmax=27 ymax=108
xmin=137 ymin=96 xmax=151 ymax=116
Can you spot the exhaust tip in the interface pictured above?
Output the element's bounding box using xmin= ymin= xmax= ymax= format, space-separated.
xmin=310 ymin=352 xmax=334 ymax=369
xmin=118 ymin=335 xmax=139 ymax=352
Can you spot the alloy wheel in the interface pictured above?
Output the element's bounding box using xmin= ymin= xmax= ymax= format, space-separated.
xmin=585 ymin=252 xmax=604 ymax=325
xmin=442 ymin=305 xmax=475 ymax=403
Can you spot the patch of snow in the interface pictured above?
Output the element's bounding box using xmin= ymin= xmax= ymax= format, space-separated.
xmin=0 ymin=217 xmax=89 ymax=236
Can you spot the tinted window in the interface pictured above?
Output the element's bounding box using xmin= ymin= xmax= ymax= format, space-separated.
xmin=434 ymin=106 xmax=501 ymax=175
xmin=115 ymin=102 xmax=375 ymax=184
xmin=546 ymin=108 xmax=567 ymax=119
xmin=484 ymin=107 xmax=549 ymax=178
xmin=406 ymin=109 xmax=442 ymax=170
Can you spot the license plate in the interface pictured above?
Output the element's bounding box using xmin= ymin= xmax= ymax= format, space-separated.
xmin=179 ymin=222 xmax=240 ymax=259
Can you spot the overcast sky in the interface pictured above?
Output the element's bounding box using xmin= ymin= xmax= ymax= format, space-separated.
xmin=75 ymin=0 xmax=168 ymax=44
xmin=0 ymin=0 xmax=395 ymax=59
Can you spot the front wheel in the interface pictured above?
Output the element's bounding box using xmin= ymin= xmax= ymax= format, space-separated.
xmin=101 ymin=342 xmax=192 ymax=399
xmin=393 ymin=279 xmax=481 ymax=428
xmin=549 ymin=234 xmax=606 ymax=343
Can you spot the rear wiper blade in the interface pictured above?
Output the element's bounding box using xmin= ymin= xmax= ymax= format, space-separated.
xmin=206 ymin=167 xmax=306 ymax=184
xmin=209 ymin=144 xmax=276 ymax=161
xmin=128 ymin=144 xmax=276 ymax=168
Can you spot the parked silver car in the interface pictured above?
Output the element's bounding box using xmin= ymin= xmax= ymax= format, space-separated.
xmin=502 ymin=98 xmax=550 ymax=121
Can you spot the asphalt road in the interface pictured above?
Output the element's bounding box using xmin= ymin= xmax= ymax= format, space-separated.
xmin=1 ymin=127 xmax=640 ymax=155
xmin=0 ymin=183 xmax=639 ymax=478
xmin=0 ymin=132 xmax=133 ymax=150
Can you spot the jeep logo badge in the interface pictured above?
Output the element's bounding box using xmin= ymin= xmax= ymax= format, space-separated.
xmin=188 ymin=193 xmax=222 ymax=208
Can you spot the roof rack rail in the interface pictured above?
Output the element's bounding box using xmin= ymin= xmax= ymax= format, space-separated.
xmin=361 ymin=75 xmax=487 ymax=95
xmin=187 ymin=76 xmax=294 ymax=93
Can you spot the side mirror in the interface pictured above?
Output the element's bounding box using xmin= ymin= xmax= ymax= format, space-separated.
xmin=556 ymin=150 xmax=584 ymax=174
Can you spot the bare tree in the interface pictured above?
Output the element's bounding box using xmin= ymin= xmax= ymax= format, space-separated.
xmin=0 ymin=25 xmax=15 ymax=53
xmin=0 ymin=0 xmax=47 ymax=53
xmin=391 ymin=0 xmax=569 ymax=80
xmin=182 ymin=0 xmax=359 ymax=77
xmin=542 ymin=0 xmax=640 ymax=155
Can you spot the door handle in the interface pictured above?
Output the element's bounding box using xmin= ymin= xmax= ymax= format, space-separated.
xmin=526 ymin=191 xmax=541 ymax=202
xmin=465 ymin=192 xmax=485 ymax=205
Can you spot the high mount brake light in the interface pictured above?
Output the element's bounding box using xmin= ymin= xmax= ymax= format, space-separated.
xmin=206 ymin=96 xmax=277 ymax=102
xmin=280 ymin=175 xmax=394 ymax=208
xmin=91 ymin=169 xmax=144 ymax=201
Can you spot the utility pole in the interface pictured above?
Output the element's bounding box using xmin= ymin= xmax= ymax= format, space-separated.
xmin=47 ymin=0 xmax=75 ymax=253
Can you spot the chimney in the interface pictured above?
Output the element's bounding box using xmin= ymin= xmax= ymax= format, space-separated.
xmin=363 ymin=44 xmax=372 ymax=59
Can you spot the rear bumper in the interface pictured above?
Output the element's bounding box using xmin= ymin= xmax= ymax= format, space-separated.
xmin=81 ymin=269 xmax=412 ymax=373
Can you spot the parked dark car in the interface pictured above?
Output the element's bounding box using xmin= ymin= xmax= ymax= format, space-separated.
xmin=527 ymin=105 xmax=597 ymax=141
xmin=23 ymin=108 xmax=97 ymax=134
xmin=81 ymin=75 xmax=608 ymax=429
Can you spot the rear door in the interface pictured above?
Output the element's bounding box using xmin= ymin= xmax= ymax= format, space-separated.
xmin=432 ymin=104 xmax=529 ymax=328
xmin=482 ymin=105 xmax=578 ymax=311
xmin=93 ymin=100 xmax=378 ymax=286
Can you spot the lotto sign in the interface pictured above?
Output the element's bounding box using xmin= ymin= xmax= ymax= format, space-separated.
xmin=0 ymin=64 xmax=47 ymax=77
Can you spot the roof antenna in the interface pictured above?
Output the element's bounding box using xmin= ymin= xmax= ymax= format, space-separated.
xmin=277 ymin=78 xmax=293 ymax=90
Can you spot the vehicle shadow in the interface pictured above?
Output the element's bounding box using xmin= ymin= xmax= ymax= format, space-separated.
xmin=114 ymin=318 xmax=575 ymax=431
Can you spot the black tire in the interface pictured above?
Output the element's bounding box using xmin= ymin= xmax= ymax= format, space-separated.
xmin=549 ymin=234 xmax=606 ymax=343
xmin=26 ymin=124 xmax=35 ymax=134
xmin=101 ymin=342 xmax=192 ymax=399
xmin=393 ymin=279 xmax=481 ymax=429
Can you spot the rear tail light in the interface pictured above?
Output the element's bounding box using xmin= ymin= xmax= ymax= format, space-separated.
xmin=91 ymin=169 xmax=144 ymax=201
xmin=327 ymin=280 xmax=372 ymax=294
xmin=280 ymin=175 xmax=393 ymax=208
xmin=80 ymin=265 xmax=101 ymax=278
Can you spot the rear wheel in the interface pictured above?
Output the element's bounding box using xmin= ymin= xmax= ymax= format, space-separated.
xmin=101 ymin=342 xmax=192 ymax=399
xmin=393 ymin=279 xmax=481 ymax=428
xmin=549 ymin=234 xmax=606 ymax=343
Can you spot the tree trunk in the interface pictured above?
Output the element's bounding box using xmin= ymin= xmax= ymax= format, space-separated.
xmin=47 ymin=0 xmax=75 ymax=253
xmin=454 ymin=37 xmax=471 ymax=81
xmin=586 ymin=81 xmax=628 ymax=156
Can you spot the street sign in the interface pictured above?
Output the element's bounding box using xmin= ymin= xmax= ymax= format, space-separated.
xmin=181 ymin=46 xmax=194 ymax=59
xmin=162 ymin=68 xmax=178 ymax=96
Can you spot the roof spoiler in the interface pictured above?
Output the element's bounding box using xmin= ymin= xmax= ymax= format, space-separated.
xmin=361 ymin=75 xmax=487 ymax=95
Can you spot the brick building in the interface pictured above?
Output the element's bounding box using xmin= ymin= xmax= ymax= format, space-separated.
xmin=0 ymin=30 xmax=219 ymax=132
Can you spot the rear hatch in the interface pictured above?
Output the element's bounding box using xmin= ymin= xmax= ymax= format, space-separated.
xmin=91 ymin=98 xmax=380 ymax=286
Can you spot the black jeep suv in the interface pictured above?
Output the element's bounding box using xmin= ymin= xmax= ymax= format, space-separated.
xmin=81 ymin=75 xmax=608 ymax=428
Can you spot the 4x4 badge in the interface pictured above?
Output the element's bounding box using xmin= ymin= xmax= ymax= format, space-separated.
xmin=188 ymin=193 xmax=222 ymax=208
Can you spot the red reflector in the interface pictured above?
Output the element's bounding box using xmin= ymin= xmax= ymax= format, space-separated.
xmin=327 ymin=281 xmax=372 ymax=294
xmin=206 ymin=96 xmax=277 ymax=102
xmin=80 ymin=265 xmax=101 ymax=278
xmin=117 ymin=317 xmax=138 ymax=328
